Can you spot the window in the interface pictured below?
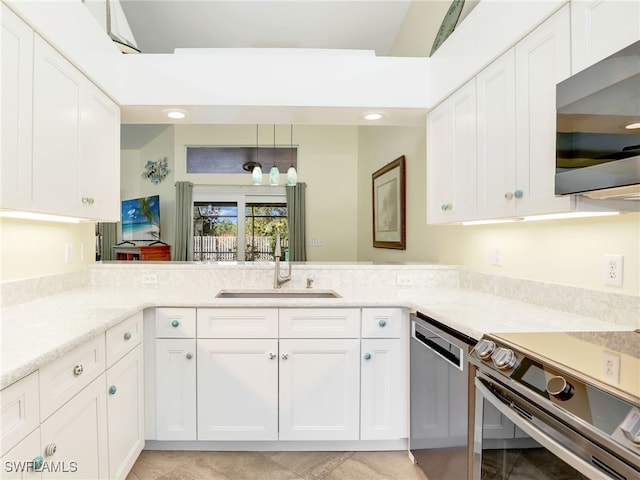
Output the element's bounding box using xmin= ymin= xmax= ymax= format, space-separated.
xmin=186 ymin=146 xmax=297 ymax=174
xmin=192 ymin=187 xmax=287 ymax=262
xmin=245 ymin=203 xmax=288 ymax=261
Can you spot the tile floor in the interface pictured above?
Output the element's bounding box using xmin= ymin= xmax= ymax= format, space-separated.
xmin=126 ymin=450 xmax=428 ymax=480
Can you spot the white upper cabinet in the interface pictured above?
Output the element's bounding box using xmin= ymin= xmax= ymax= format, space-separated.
xmin=32 ymin=35 xmax=85 ymax=217
xmin=571 ymin=0 xmax=640 ymax=74
xmin=1 ymin=4 xmax=33 ymax=211
xmin=80 ymin=83 xmax=121 ymax=220
xmin=476 ymin=5 xmax=571 ymax=220
xmin=427 ymin=79 xmax=477 ymax=224
xmin=476 ymin=48 xmax=518 ymax=219
xmin=5 ymin=26 xmax=121 ymax=221
xmin=514 ymin=4 xmax=572 ymax=216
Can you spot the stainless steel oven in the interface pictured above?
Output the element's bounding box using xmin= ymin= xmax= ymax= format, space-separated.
xmin=469 ymin=332 xmax=640 ymax=480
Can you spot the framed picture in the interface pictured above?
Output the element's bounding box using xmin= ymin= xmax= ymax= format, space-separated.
xmin=372 ymin=156 xmax=406 ymax=249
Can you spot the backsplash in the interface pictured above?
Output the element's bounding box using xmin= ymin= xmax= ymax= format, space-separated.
xmin=0 ymin=269 xmax=89 ymax=308
xmin=461 ymin=271 xmax=640 ymax=329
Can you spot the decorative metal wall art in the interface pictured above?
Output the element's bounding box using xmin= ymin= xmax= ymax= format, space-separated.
xmin=142 ymin=157 xmax=170 ymax=184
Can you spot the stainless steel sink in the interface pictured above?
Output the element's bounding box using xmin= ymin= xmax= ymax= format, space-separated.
xmin=215 ymin=290 xmax=340 ymax=298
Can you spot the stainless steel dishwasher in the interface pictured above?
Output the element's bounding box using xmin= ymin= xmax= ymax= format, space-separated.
xmin=410 ymin=311 xmax=477 ymax=480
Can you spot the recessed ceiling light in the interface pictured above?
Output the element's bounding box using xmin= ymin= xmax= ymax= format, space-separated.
xmin=165 ymin=109 xmax=187 ymax=119
xmin=625 ymin=122 xmax=640 ymax=129
xmin=363 ymin=113 xmax=383 ymax=121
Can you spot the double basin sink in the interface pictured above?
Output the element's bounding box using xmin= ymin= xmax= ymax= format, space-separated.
xmin=216 ymin=290 xmax=340 ymax=299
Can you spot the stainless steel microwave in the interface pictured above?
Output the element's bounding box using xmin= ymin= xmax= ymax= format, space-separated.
xmin=555 ymin=41 xmax=640 ymax=199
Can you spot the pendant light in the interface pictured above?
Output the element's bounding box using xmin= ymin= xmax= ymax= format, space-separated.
xmin=269 ymin=124 xmax=280 ymax=185
xmin=287 ymin=124 xmax=298 ymax=186
xmin=251 ymin=125 xmax=262 ymax=185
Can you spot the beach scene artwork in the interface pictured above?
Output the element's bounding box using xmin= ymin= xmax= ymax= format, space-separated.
xmin=121 ymin=195 xmax=161 ymax=241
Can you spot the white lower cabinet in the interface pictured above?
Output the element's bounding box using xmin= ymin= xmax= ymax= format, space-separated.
xmin=0 ymin=428 xmax=42 ymax=480
xmin=197 ymin=339 xmax=278 ymax=440
xmin=39 ymin=374 xmax=109 ymax=479
xmin=106 ymin=345 xmax=144 ymax=480
xmin=155 ymin=339 xmax=197 ymax=440
xmin=360 ymin=339 xmax=402 ymax=440
xmin=278 ymin=338 xmax=360 ymax=441
xmin=149 ymin=307 xmax=407 ymax=445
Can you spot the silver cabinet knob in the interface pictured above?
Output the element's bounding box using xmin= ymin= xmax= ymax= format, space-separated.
xmin=73 ymin=364 xmax=84 ymax=376
xmin=504 ymin=192 xmax=514 ymax=200
xmin=45 ymin=443 xmax=57 ymax=457
xmin=82 ymin=197 xmax=95 ymax=205
xmin=268 ymin=353 xmax=277 ymax=360
xmin=363 ymin=352 xmax=372 ymax=360
xmin=186 ymin=352 xmax=193 ymax=360
xmin=171 ymin=320 xmax=180 ymax=328
xmin=281 ymin=353 xmax=289 ymax=360
xmin=124 ymin=331 xmax=132 ymax=341
xmin=378 ymin=319 xmax=387 ymax=328
xmin=441 ymin=203 xmax=453 ymax=211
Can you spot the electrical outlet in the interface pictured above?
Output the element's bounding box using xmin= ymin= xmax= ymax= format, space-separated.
xmin=603 ymin=254 xmax=623 ymax=286
xmin=601 ymin=352 xmax=620 ymax=384
xmin=396 ymin=274 xmax=412 ymax=286
xmin=142 ymin=273 xmax=158 ymax=285
xmin=489 ymin=247 xmax=502 ymax=266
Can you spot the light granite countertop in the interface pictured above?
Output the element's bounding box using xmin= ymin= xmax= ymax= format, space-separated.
xmin=0 ymin=283 xmax=630 ymax=390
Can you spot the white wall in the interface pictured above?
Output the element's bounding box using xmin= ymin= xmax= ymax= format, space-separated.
xmin=0 ymin=218 xmax=95 ymax=281
xmin=120 ymin=126 xmax=176 ymax=247
xmin=357 ymin=125 xmax=434 ymax=263
xmin=120 ymin=124 xmax=360 ymax=262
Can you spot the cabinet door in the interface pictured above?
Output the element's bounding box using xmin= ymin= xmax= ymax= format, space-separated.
xmin=31 ymin=35 xmax=85 ymax=217
xmin=1 ymin=4 xmax=33 ymax=211
xmin=40 ymin=375 xmax=108 ymax=479
xmin=477 ymin=48 xmax=517 ymax=219
xmin=515 ymin=5 xmax=572 ymax=216
xmin=155 ymin=339 xmax=196 ymax=440
xmin=106 ymin=345 xmax=144 ymax=480
xmin=197 ymin=339 xmax=278 ymax=440
xmin=80 ymin=83 xmax=120 ymax=221
xmin=571 ymin=0 xmax=640 ymax=74
xmin=279 ymin=339 xmax=360 ymax=441
xmin=0 ymin=428 xmax=42 ymax=480
xmin=481 ymin=399 xmax=517 ymax=440
xmin=427 ymin=79 xmax=477 ymax=224
xmin=360 ymin=339 xmax=402 ymax=440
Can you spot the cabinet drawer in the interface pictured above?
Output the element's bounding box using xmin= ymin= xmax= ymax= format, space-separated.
xmin=361 ymin=308 xmax=403 ymax=338
xmin=0 ymin=372 xmax=39 ymax=456
xmin=155 ymin=308 xmax=196 ymax=338
xmin=39 ymin=335 xmax=105 ymax=421
xmin=106 ymin=312 xmax=143 ymax=368
xmin=279 ymin=309 xmax=360 ymax=338
xmin=197 ymin=308 xmax=278 ymax=338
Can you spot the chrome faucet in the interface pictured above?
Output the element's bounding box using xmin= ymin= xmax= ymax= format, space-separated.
xmin=273 ymin=232 xmax=291 ymax=288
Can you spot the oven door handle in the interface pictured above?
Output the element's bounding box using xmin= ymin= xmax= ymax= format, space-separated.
xmin=475 ymin=378 xmax=611 ymax=480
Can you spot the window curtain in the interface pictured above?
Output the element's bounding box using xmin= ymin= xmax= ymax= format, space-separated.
xmin=286 ymin=182 xmax=307 ymax=261
xmin=97 ymin=222 xmax=117 ymax=261
xmin=174 ymin=181 xmax=194 ymax=261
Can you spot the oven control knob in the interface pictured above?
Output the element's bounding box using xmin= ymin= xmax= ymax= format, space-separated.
xmin=475 ymin=340 xmax=496 ymax=360
xmin=546 ymin=376 xmax=575 ymax=401
xmin=620 ymin=410 xmax=640 ymax=445
xmin=492 ymin=348 xmax=517 ymax=370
